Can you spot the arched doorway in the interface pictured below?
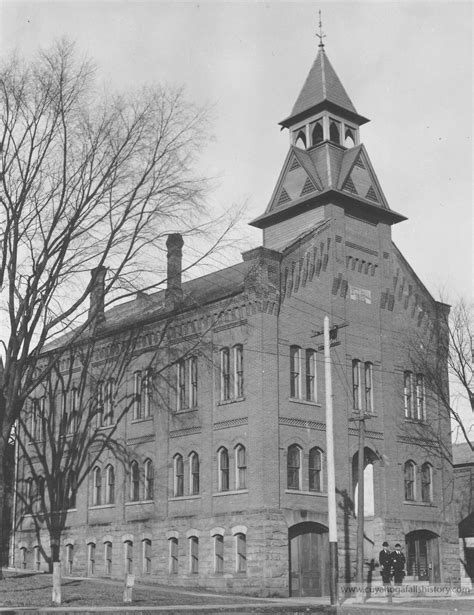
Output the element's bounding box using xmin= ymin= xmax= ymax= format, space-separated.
xmin=406 ymin=530 xmax=440 ymax=582
xmin=352 ymin=447 xmax=379 ymax=565
xmin=289 ymin=521 xmax=329 ymax=597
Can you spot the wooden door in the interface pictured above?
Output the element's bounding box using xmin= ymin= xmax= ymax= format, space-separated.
xmin=289 ymin=523 xmax=329 ymax=597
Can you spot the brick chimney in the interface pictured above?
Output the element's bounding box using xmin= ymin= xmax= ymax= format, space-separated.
xmin=89 ymin=266 xmax=107 ymax=326
xmin=166 ymin=234 xmax=184 ymax=307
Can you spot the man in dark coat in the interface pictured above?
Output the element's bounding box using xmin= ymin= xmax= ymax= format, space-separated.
xmin=378 ymin=541 xmax=392 ymax=586
xmin=391 ymin=543 xmax=406 ymax=585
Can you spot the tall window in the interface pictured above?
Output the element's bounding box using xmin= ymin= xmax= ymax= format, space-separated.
xmin=68 ymin=471 xmax=77 ymax=509
xmin=65 ymin=544 xmax=73 ymax=575
xmin=236 ymin=533 xmax=247 ymax=573
xmin=20 ymin=546 xmax=27 ymax=570
xmin=312 ymin=121 xmax=323 ymax=145
xmin=70 ymin=387 xmax=79 ymax=432
xmin=88 ymin=542 xmax=96 ymax=576
xmin=93 ymin=466 xmax=102 ymax=506
xmin=104 ymin=378 xmax=114 ymax=425
xmin=404 ymin=371 xmax=413 ymax=418
xmin=352 ymin=360 xmax=361 ymax=410
xmin=143 ymin=368 xmax=152 ymax=418
xmin=144 ymin=459 xmax=154 ymax=500
xmin=305 ymin=349 xmax=317 ymax=402
xmin=96 ymin=381 xmax=104 ymax=427
xmin=189 ymin=536 xmax=199 ymax=574
xmin=34 ymin=546 xmax=41 ymax=571
xmin=125 ymin=540 xmax=133 ymax=575
xmin=329 ymin=120 xmax=340 ymax=144
xmin=177 ymin=356 xmax=198 ymax=410
xmin=364 ymin=362 xmax=373 ymax=413
xmin=234 ymin=344 xmax=244 ymax=398
xmin=220 ymin=348 xmax=231 ymax=401
xmin=169 ymin=537 xmax=178 ymax=574
xmin=61 ymin=390 xmax=69 ymax=435
xmin=218 ymin=447 xmax=229 ymax=491
xmin=287 ymin=445 xmax=301 ymax=490
xmin=416 ymin=374 xmax=425 ymax=420
xmin=130 ymin=461 xmax=140 ymax=502
xmin=174 ymin=454 xmax=184 ymax=497
xmin=104 ymin=541 xmax=112 ymax=576
xmin=133 ymin=371 xmax=142 ymax=420
xmin=404 ymin=460 xmax=416 ymax=501
xmin=105 ymin=465 xmax=115 ymax=505
xmin=309 ymin=447 xmax=322 ymax=492
xmin=421 ymin=462 xmax=432 ymax=503
xmin=235 ymin=445 xmax=247 ymax=490
xmin=189 ymin=452 xmax=199 ymax=495
xmin=290 ymin=346 xmax=302 ymax=398
xmin=142 ymin=539 xmax=152 ymax=574
xmin=214 ymin=534 xmax=224 ymax=574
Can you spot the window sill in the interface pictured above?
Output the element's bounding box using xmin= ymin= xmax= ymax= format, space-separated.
xmin=89 ymin=504 xmax=115 ymax=510
xmin=125 ymin=499 xmax=154 ymax=506
xmin=174 ymin=407 xmax=199 ymax=414
xmin=169 ymin=495 xmax=201 ymax=502
xmin=131 ymin=417 xmax=153 ymax=424
xmin=218 ymin=397 xmax=245 ymax=406
xmin=289 ymin=398 xmax=321 ymax=407
xmin=98 ymin=424 xmax=115 ymax=431
xmin=285 ymin=489 xmax=327 ymax=496
xmin=213 ymin=489 xmax=248 ymax=497
xmin=403 ymin=500 xmax=435 ymax=507
xmin=404 ymin=418 xmax=427 ymax=425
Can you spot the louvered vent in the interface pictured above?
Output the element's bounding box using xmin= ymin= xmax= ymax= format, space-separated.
xmin=343 ymin=176 xmax=358 ymax=195
xmin=365 ymin=186 xmax=378 ymax=202
xmin=289 ymin=157 xmax=301 ymax=172
xmin=277 ymin=188 xmax=291 ymax=206
xmin=354 ymin=157 xmax=365 ymax=169
xmin=300 ymin=177 xmax=316 ymax=197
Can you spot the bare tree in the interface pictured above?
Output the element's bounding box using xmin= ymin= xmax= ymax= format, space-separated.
xmin=410 ymin=298 xmax=473 ymax=452
xmin=0 ymin=39 xmax=234 ymax=577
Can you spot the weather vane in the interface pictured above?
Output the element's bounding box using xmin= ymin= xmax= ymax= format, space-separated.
xmin=316 ymin=10 xmax=326 ymax=50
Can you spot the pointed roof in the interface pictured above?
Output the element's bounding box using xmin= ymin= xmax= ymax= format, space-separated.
xmin=280 ymin=49 xmax=369 ymax=128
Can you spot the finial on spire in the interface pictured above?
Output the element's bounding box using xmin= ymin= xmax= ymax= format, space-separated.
xmin=316 ymin=10 xmax=326 ymax=50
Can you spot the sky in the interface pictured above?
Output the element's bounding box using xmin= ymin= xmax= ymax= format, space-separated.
xmin=1 ymin=1 xmax=472 ymax=429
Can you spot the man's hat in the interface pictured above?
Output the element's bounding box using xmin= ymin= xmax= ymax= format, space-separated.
xmin=382 ymin=541 xmax=389 ymax=547
xmin=395 ymin=543 xmax=401 ymax=548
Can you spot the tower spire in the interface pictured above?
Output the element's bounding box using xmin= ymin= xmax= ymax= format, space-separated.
xmin=316 ymin=10 xmax=326 ymax=51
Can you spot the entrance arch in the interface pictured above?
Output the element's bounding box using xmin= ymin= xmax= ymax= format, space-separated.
xmin=406 ymin=529 xmax=440 ymax=582
xmin=289 ymin=521 xmax=329 ymax=597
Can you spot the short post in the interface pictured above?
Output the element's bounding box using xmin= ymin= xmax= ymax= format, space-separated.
xmin=123 ymin=573 xmax=134 ymax=602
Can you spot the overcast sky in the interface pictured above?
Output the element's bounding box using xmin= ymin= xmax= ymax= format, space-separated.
xmin=2 ymin=0 xmax=472 ymax=300
xmin=1 ymin=1 xmax=472 ymax=435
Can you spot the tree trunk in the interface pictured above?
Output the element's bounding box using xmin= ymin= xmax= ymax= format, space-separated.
xmin=51 ymin=535 xmax=62 ymax=604
xmin=0 ymin=436 xmax=6 ymax=580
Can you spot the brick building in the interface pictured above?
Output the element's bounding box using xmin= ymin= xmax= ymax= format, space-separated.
xmin=13 ymin=41 xmax=459 ymax=597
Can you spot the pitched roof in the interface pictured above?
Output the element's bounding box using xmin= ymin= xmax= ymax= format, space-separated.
xmin=452 ymin=442 xmax=474 ymax=466
xmin=280 ymin=50 xmax=369 ymax=127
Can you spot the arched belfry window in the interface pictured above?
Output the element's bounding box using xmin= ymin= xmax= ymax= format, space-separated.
xmin=312 ymin=122 xmax=323 ymax=145
xmin=295 ymin=130 xmax=306 ymax=150
xmin=344 ymin=127 xmax=355 ymax=148
xmin=329 ymin=121 xmax=340 ymax=144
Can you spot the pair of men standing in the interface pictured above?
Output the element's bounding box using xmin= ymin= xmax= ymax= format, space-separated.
xmin=379 ymin=541 xmax=406 ymax=586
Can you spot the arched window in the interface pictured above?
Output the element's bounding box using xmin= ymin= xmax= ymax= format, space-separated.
xmin=329 ymin=120 xmax=340 ymax=144
xmin=142 ymin=539 xmax=152 ymax=574
xmin=144 ymin=459 xmax=154 ymax=500
xmin=344 ymin=127 xmax=355 ymax=148
xmin=65 ymin=544 xmax=73 ymax=574
xmin=93 ymin=467 xmax=102 ymax=506
xmin=189 ymin=536 xmax=199 ymax=574
xmin=104 ymin=541 xmax=112 ymax=576
xmin=88 ymin=542 xmax=96 ymax=576
xmin=124 ymin=540 xmax=133 ymax=575
xmin=235 ymin=444 xmax=247 ymax=490
xmin=130 ymin=461 xmax=140 ymax=502
xmin=404 ymin=461 xmax=416 ymax=501
xmin=189 ymin=452 xmax=199 ymax=495
xmin=169 ymin=537 xmax=178 ymax=574
xmin=290 ymin=346 xmax=302 ymax=399
xmin=287 ymin=445 xmax=301 ymax=490
xmin=295 ymin=130 xmax=306 ymax=149
xmin=421 ymin=462 xmax=432 ymax=503
xmin=218 ymin=447 xmax=229 ymax=491
xmin=309 ymin=447 xmax=322 ymax=492
xmin=235 ymin=533 xmax=247 ymax=573
xmin=105 ymin=465 xmax=115 ymax=505
xmin=214 ymin=534 xmax=224 ymax=574
xmin=174 ymin=454 xmax=184 ymax=497
xmin=312 ymin=121 xmax=323 ymax=145
xmin=20 ymin=546 xmax=27 ymax=570
xmin=34 ymin=546 xmax=41 ymax=571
